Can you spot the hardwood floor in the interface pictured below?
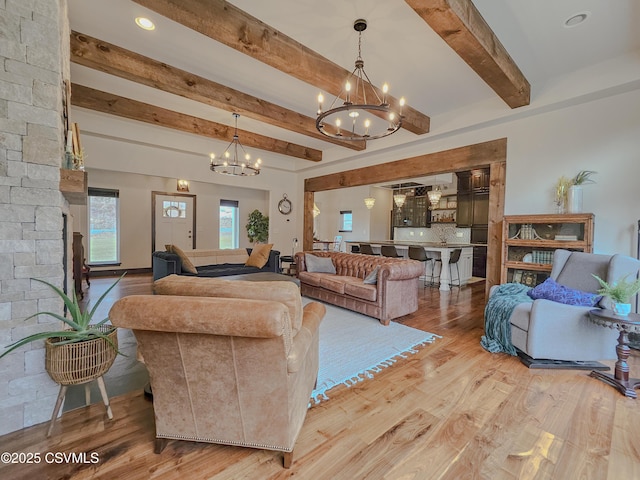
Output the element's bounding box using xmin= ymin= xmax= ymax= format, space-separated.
xmin=1 ymin=274 xmax=639 ymax=479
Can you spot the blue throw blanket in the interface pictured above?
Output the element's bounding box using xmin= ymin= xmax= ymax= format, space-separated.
xmin=481 ymin=283 xmax=533 ymax=355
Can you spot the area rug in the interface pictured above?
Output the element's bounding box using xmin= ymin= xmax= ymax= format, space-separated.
xmin=308 ymin=301 xmax=441 ymax=403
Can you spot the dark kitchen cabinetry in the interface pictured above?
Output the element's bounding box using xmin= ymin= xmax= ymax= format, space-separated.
xmin=456 ymin=168 xmax=490 ymax=228
xmin=457 ymin=171 xmax=472 ymax=193
xmin=456 ymin=192 xmax=472 ymax=227
xmin=471 ymin=169 xmax=490 ymax=192
xmin=391 ymin=190 xmax=431 ymax=229
xmin=472 ymin=191 xmax=489 ymax=225
xmin=473 ymin=246 xmax=487 ymax=278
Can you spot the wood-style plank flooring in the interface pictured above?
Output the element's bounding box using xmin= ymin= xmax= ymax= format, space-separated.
xmin=1 ymin=274 xmax=639 ymax=479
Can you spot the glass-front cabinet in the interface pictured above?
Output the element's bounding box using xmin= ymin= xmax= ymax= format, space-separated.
xmin=391 ymin=187 xmax=430 ymax=228
xmin=501 ymin=213 xmax=594 ymax=287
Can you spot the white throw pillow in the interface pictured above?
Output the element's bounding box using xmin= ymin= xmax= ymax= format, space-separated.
xmin=305 ymin=254 xmax=336 ymax=274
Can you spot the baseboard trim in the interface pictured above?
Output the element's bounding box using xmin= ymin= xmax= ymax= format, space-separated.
xmin=517 ymin=351 xmax=610 ymax=371
xmin=91 ymin=267 xmax=152 ymax=277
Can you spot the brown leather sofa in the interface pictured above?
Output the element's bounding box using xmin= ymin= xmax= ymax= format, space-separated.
xmin=295 ymin=251 xmax=424 ymax=325
xmin=109 ymin=275 xmax=325 ymax=468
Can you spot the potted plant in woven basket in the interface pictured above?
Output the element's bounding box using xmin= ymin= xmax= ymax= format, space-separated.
xmin=0 ymin=274 xmax=125 ymax=383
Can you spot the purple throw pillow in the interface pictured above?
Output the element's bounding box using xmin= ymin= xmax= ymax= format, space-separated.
xmin=527 ymin=277 xmax=602 ymax=307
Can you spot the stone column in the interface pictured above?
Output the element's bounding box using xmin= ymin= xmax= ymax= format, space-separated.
xmin=0 ymin=0 xmax=69 ymax=435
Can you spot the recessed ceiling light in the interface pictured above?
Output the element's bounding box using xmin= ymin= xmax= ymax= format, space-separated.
xmin=135 ymin=17 xmax=155 ymax=31
xmin=564 ymin=11 xmax=590 ymax=28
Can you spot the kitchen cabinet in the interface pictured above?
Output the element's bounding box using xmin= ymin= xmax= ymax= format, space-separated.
xmin=456 ymin=192 xmax=472 ymax=227
xmin=473 ymin=245 xmax=487 ymax=278
xmin=472 ymin=191 xmax=489 ymax=226
xmin=471 ymin=169 xmax=490 ymax=191
xmin=457 ymin=171 xmax=472 ymax=193
xmin=459 ymin=247 xmax=474 ymax=284
xmin=391 ymin=190 xmax=431 ymax=228
xmin=456 ymin=168 xmax=489 ymax=228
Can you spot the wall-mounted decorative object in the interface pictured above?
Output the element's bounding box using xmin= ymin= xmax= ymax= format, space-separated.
xmin=278 ymin=194 xmax=292 ymax=215
xmin=177 ymin=179 xmax=190 ymax=192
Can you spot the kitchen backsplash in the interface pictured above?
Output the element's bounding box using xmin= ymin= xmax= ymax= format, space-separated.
xmin=394 ymin=226 xmax=471 ymax=244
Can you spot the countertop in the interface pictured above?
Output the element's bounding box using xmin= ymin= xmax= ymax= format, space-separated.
xmin=345 ymin=240 xmax=480 ymax=248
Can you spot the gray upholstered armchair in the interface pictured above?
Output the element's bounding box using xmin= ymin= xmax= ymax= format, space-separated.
xmin=509 ymin=249 xmax=640 ymax=367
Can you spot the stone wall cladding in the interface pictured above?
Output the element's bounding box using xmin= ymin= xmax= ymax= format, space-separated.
xmin=0 ymin=0 xmax=68 ymax=435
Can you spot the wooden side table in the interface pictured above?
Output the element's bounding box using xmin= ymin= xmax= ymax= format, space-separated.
xmin=588 ymin=309 xmax=640 ymax=398
xmin=279 ymin=255 xmax=297 ymax=276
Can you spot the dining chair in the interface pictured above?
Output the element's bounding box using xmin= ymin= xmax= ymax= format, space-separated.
xmin=433 ymin=248 xmax=462 ymax=287
xmin=359 ymin=244 xmax=379 ymax=256
xmin=381 ymin=245 xmax=403 ymax=258
xmin=408 ymin=246 xmax=436 ymax=287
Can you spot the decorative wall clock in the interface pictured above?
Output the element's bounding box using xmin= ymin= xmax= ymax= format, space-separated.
xmin=278 ymin=194 xmax=292 ymax=215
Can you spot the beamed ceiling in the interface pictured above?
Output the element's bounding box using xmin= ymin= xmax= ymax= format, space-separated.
xmin=68 ymin=0 xmax=640 ymax=172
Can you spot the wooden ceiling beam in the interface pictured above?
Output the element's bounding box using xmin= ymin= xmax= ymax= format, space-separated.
xmin=405 ymin=0 xmax=530 ymax=108
xmin=132 ymin=0 xmax=431 ymax=135
xmin=70 ymin=84 xmax=322 ymax=162
xmin=304 ymin=138 xmax=506 ymax=192
xmin=70 ymin=31 xmax=363 ymax=152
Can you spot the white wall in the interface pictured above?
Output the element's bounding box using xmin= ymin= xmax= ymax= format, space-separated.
xmin=302 ymin=88 xmax=640 ymax=257
xmin=71 ymin=132 xmax=301 ymax=265
xmin=314 ymin=185 xmax=393 ymax=244
xmin=368 ymin=187 xmax=393 ymax=241
xmin=71 ymin=169 xmax=270 ymax=271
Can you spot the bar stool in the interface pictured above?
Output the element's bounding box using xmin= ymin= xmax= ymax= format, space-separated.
xmin=408 ymin=246 xmax=436 ymax=287
xmin=359 ymin=244 xmax=379 ymax=256
xmin=433 ymin=248 xmax=462 ymax=287
xmin=381 ymin=245 xmax=402 ymax=258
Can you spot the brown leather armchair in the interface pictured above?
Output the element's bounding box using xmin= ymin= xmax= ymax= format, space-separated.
xmin=109 ymin=276 xmax=325 ymax=468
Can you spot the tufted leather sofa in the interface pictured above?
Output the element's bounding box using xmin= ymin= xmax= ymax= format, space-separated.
xmin=109 ymin=275 xmax=325 ymax=468
xmin=295 ymin=251 xmax=424 ymax=325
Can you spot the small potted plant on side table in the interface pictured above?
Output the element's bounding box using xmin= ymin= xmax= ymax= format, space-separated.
xmin=593 ymin=274 xmax=640 ymax=316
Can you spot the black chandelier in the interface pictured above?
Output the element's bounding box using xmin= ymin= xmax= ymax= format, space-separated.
xmin=209 ymin=113 xmax=262 ymax=176
xmin=316 ymin=19 xmax=405 ymax=141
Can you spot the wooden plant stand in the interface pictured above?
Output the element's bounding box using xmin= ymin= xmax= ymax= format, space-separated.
xmin=48 ymin=376 xmax=113 ymax=437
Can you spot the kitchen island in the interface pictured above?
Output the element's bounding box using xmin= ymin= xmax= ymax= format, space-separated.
xmin=345 ymin=241 xmax=475 ymax=291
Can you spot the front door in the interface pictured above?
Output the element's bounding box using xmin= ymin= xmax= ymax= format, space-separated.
xmin=152 ymin=192 xmax=196 ymax=252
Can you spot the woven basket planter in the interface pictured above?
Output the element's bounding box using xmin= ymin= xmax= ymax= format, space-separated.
xmin=45 ymin=325 xmax=118 ymax=386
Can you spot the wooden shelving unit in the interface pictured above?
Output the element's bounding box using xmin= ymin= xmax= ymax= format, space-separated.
xmin=501 ymin=213 xmax=594 ymax=286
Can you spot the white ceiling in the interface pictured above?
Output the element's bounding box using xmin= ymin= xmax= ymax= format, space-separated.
xmin=68 ymin=0 xmax=640 ymax=173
